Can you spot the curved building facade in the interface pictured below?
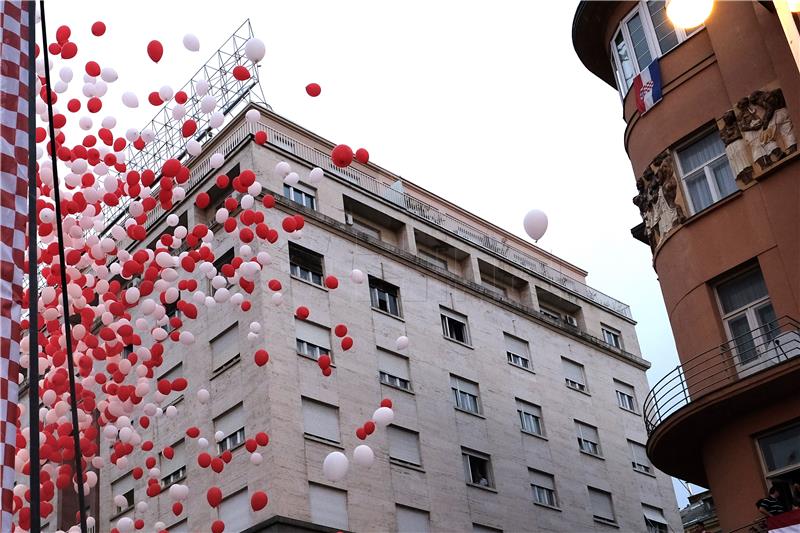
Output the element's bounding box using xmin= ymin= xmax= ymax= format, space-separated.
xmin=574 ymin=2 xmax=800 ymax=531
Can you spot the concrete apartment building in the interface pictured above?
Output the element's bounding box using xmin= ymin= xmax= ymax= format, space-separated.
xmin=23 ymin=100 xmax=680 ymax=532
xmin=573 ymin=1 xmax=800 ymax=532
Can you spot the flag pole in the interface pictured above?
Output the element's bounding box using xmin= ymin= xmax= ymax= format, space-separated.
xmin=26 ymin=1 xmax=41 ymax=531
xmin=37 ymin=2 xmax=88 ymax=532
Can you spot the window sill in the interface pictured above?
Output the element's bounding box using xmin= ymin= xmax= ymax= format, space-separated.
xmin=580 ymin=450 xmax=605 ymax=461
xmin=380 ymin=380 xmax=414 ymax=395
xmin=533 ymin=502 xmax=562 ymax=512
xmin=633 ymin=468 xmax=657 ymax=478
xmin=389 ymin=458 xmax=425 ymax=472
xmin=618 ymin=406 xmax=639 ymax=416
xmin=303 ymin=433 xmax=344 ymax=450
xmin=210 ymin=354 xmax=241 ymax=380
xmin=443 ymin=336 xmax=473 ymax=349
xmin=508 ymin=361 xmax=535 ymax=374
xmin=466 ymin=482 xmax=498 ymax=493
xmin=160 ymin=473 xmax=187 ymax=489
xmin=290 ymin=274 xmax=327 ymax=292
xmin=454 ymin=406 xmax=485 ymax=419
xmin=371 ymin=306 xmax=405 ymax=322
xmin=565 ymin=384 xmax=591 ymax=397
xmin=297 ymin=352 xmax=336 ymax=367
xmin=521 ymin=430 xmax=548 ymax=441
xmin=593 ymin=518 xmax=620 ymax=528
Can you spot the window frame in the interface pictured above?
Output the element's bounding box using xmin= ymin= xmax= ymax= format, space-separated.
xmin=441 ymin=307 xmax=471 ymax=345
xmin=369 ymin=276 xmax=402 ymax=317
xmin=530 ymin=469 xmax=559 ymax=509
xmin=601 ymin=325 xmax=623 ymax=349
xmin=296 ymin=338 xmax=331 ymax=361
xmin=387 ymin=425 xmax=422 ymax=467
xmin=629 ymin=440 xmax=654 ymax=475
xmin=575 ymin=420 xmax=603 ymax=458
xmin=288 ymin=242 xmax=325 ymax=287
xmin=451 ymin=375 xmax=481 ymax=415
xmin=588 ymin=487 xmax=618 ymax=525
xmin=614 ymin=379 xmax=639 ymax=413
xmin=462 ymin=448 xmax=494 ymax=488
xmin=675 ymin=128 xmax=737 ymax=215
xmin=517 ymin=398 xmax=545 ymax=438
xmin=562 ymin=357 xmax=588 ymax=393
xmin=505 ymin=333 xmax=532 ymax=371
xmin=283 ymin=183 xmax=317 ymax=210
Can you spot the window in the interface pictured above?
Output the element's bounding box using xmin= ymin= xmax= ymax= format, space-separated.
xmin=530 ymin=469 xmax=558 ymax=508
xmin=210 ymin=323 xmax=239 ymax=372
xmin=562 ymin=358 xmax=588 ymax=392
xmin=758 ymin=422 xmax=800 ymax=476
xmin=575 ymin=421 xmax=602 ymax=457
xmin=302 ymin=398 xmax=340 ymax=443
xmin=289 ymin=243 xmax=324 ymax=286
xmin=676 ymin=129 xmax=737 ymax=214
xmin=369 ymin=276 xmax=402 ymax=317
xmin=164 ymin=301 xmax=180 ymax=332
xmin=610 ymin=1 xmax=699 ymax=95
xmin=614 ymin=380 xmax=638 ymax=412
xmin=473 ymin=525 xmax=502 ymax=533
xmin=160 ymin=439 xmax=186 ymax=489
xmin=349 ymin=217 xmax=381 ymax=240
xmin=396 ymin=506 xmax=430 ymax=533
xmin=214 ymin=403 xmax=245 ymax=453
xmin=295 ymin=320 xmax=331 ymax=361
xmin=309 ymin=483 xmax=348 ymax=530
xmin=504 ymin=333 xmax=531 ymax=370
xmin=588 ymin=487 xmax=617 ymax=525
xmin=450 ymin=375 xmax=481 ymax=415
xmin=388 ymin=426 xmax=421 ymax=466
xmin=643 ymin=504 xmax=669 ymax=533
xmin=517 ymin=399 xmax=544 ymax=437
xmin=418 ymin=249 xmax=448 ymax=270
xmin=462 ymin=448 xmax=493 ymax=488
xmin=378 ymin=350 xmax=412 ymax=391
xmin=601 ymin=325 xmax=622 ymax=349
xmin=210 ymin=248 xmax=235 ymax=292
xmin=482 ymin=277 xmax=507 ymax=298
xmin=111 ymin=473 xmax=135 ymax=514
xmin=219 ymin=489 xmax=252 ymax=533
xmin=629 ymin=440 xmax=652 ymax=474
xmin=283 ymin=183 xmax=316 ymax=210
xmin=157 ymin=363 xmax=183 ymax=405
xmin=716 ymin=267 xmax=778 ymax=365
xmin=441 ymin=307 xmax=470 ymax=344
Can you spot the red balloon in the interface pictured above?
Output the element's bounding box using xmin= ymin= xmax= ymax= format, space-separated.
xmin=334 ymin=324 xmax=348 ymax=338
xmin=163 ymin=446 xmax=174 ymax=459
xmin=356 ymin=427 xmax=367 ymax=440
xmin=355 ymin=148 xmax=370 ymax=164
xmin=171 ymin=502 xmax=182 ymax=516
xmin=380 ymin=398 xmax=393 ymax=408
xmin=305 ymin=83 xmax=321 ymax=97
xmin=186 ymin=427 xmax=200 ymax=438
xmin=195 ymin=192 xmax=210 ymax=209
xmin=182 ymin=120 xmax=197 ymax=138
xmin=91 ymin=22 xmax=106 ymax=37
xmin=148 ymin=92 xmax=164 ymax=106
xmin=322 ymin=366 xmax=332 ymax=377
xmin=318 ymin=354 xmax=331 ymax=369
xmin=251 ymin=491 xmax=268 ymax=511
xmin=364 ymin=420 xmax=376 ymax=435
xmin=281 ymin=216 xmax=297 ymax=233
xmin=232 ymin=65 xmax=250 ymax=81
xmin=211 ymin=458 xmax=224 ymax=473
xmin=55 ymin=25 xmax=71 ymax=44
xmin=85 ymin=61 xmax=101 ymax=77
xmin=61 ymin=42 xmax=78 ymax=59
xmin=267 ymin=279 xmax=281 ymax=291
xmin=255 ymin=432 xmax=269 ymax=446
xmin=207 ymin=486 xmax=222 ymax=507
xmin=295 ymin=306 xmax=310 ymax=320
xmin=341 ymin=336 xmax=354 ymax=351
xmin=293 ymin=214 xmax=305 ymax=230
xmin=254 ymin=349 xmax=269 ymax=367
xmin=211 ymin=520 xmax=225 ymax=533
xmin=147 ymin=40 xmax=163 ymax=63
xmin=331 ymin=144 xmax=353 ymax=168
xmin=324 ymin=276 xmax=339 ymax=289
xmin=197 ymin=452 xmax=212 ymax=468
xmin=254 ymin=130 xmax=267 ymax=144
xmin=262 ymin=194 xmax=275 ymax=208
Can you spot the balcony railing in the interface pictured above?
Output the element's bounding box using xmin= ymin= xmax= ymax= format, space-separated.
xmin=643 ymin=316 xmax=800 ymax=435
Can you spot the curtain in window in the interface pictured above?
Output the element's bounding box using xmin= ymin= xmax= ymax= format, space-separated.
xmin=728 ymin=315 xmax=759 ymax=364
xmin=685 ymin=172 xmax=714 ymax=212
xmin=710 ymin=157 xmax=737 ymax=197
xmin=678 ymin=132 xmax=725 ymax=173
xmin=626 ymin=13 xmax=653 ymax=69
xmin=614 ymin=33 xmax=636 ymax=89
xmin=717 ymin=269 xmax=768 ymax=314
xmin=378 ymin=350 xmax=410 ymax=380
xmin=647 ymin=1 xmax=679 ymax=53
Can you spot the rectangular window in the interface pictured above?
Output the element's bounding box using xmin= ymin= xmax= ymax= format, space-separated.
xmin=629 ymin=440 xmax=653 ymax=474
xmin=716 ymin=267 xmax=777 ymax=365
xmin=111 ymin=473 xmax=135 ymax=514
xmin=530 ymin=469 xmax=558 ymax=508
xmin=350 ymin=217 xmax=381 ymax=240
xmin=758 ymin=422 xmax=800 ymax=476
xmin=441 ymin=307 xmax=470 ymax=345
xmin=214 ymin=403 xmax=245 ymax=453
xmin=676 ymin=130 xmax=737 ymax=214
xmin=517 ymin=399 xmax=544 ymax=437
xmin=219 ymin=489 xmax=252 ymax=533
xmin=295 ymin=320 xmax=331 ymax=361
xmin=289 ymin=243 xmax=324 ymax=286
xmin=211 ymin=248 xmax=235 ymax=292
xmin=562 ymin=358 xmax=588 ymax=392
xmin=283 ymin=183 xmax=316 ymax=210
xmin=601 ymin=325 xmax=622 ymax=349
xmin=450 ymin=375 xmax=481 ymax=415
xmin=378 ymin=350 xmax=412 ymax=391
xmin=418 ymin=250 xmax=448 ymax=270
xmin=309 ymin=483 xmax=348 ymax=531
xmin=615 ymin=379 xmax=638 ymax=412
xmin=473 ymin=525 xmax=502 ymax=533
xmin=588 ymin=487 xmax=617 ymax=524
xmin=396 ymin=506 xmax=430 ymax=533
xmin=302 ymin=398 xmax=340 ymax=443
xmin=369 ymin=276 xmax=402 ymax=317
xmin=462 ymin=448 xmax=493 ymax=488
xmin=575 ymin=421 xmax=602 ymax=457
xmin=643 ymin=504 xmax=669 ymax=533
xmin=505 ymin=333 xmax=531 ymax=370
xmin=160 ymin=439 xmax=186 ymax=489
xmin=388 ymin=426 xmax=421 ymax=466
xmin=482 ymin=277 xmax=508 ymax=298
xmin=210 ymin=323 xmax=239 ymax=372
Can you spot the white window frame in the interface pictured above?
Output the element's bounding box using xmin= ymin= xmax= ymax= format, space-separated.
xmin=601 ymin=325 xmax=623 ymax=349
xmin=380 ymin=371 xmax=411 ymax=391
xmin=562 ymin=358 xmax=588 ymax=393
xmin=283 ymin=183 xmax=316 ymax=210
xmin=505 ymin=333 xmax=532 ymax=371
xmin=462 ymin=448 xmax=494 ymax=488
xmin=296 ymin=338 xmax=330 ymax=361
xmin=675 ymin=129 xmax=736 ymax=215
xmin=629 ymin=440 xmax=653 ymax=475
xmin=289 ymin=243 xmax=324 ymax=286
xmin=369 ymin=276 xmax=402 ymax=317
xmin=589 ymin=487 xmax=618 ymax=525
xmin=530 ymin=469 xmax=559 ymax=508
xmin=214 ymin=404 xmax=246 ymax=454
xmin=517 ymin=399 xmax=545 ymax=437
xmin=576 ymin=421 xmax=603 ymax=457
xmin=441 ymin=308 xmax=470 ymax=345
xmin=451 ymin=375 xmax=481 ymax=415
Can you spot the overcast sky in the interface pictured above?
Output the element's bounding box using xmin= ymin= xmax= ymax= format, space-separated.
xmin=44 ymin=0 xmax=697 ymax=505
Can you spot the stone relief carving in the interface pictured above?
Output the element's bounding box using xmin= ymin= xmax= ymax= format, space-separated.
xmin=632 ymin=151 xmax=686 ymax=251
xmin=721 ymin=88 xmax=797 ymax=184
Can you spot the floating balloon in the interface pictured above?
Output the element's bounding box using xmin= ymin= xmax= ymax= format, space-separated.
xmin=245 ymin=38 xmax=266 ymax=62
xmin=355 ymin=148 xmax=369 ymax=164
xmin=251 ymin=491 xmax=268 ymax=511
xmin=322 ymin=451 xmax=349 ymax=481
xmin=373 ymin=407 xmax=394 ymax=427
xmin=523 ymin=209 xmax=548 ymax=242
xmin=147 ymin=40 xmax=163 ymax=63
xmin=396 ymin=335 xmax=409 ymax=350
xmin=331 ymin=144 xmax=353 ymax=168
xmin=353 ymin=444 xmax=375 ymax=467
xmin=308 ymin=167 xmax=324 ymax=184
xmin=121 ymin=92 xmax=139 ymax=108
xmin=306 ymin=83 xmax=321 ymax=97
xmin=350 ymin=269 xmax=365 ymax=284
xmin=183 ymin=34 xmax=200 ymax=52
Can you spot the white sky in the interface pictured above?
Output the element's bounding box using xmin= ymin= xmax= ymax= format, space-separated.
xmin=44 ymin=0 xmax=698 ymax=506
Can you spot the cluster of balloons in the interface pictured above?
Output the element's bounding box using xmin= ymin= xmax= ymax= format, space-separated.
xmin=323 ymin=399 xmax=393 ymax=481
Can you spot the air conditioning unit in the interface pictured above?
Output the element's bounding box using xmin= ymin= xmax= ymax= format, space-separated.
xmin=565 ymin=316 xmax=578 ymax=327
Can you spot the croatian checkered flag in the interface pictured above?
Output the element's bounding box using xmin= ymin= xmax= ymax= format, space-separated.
xmin=0 ymin=0 xmax=31 ymax=529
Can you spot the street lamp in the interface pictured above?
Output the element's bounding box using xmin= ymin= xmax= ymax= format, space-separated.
xmin=665 ymin=0 xmax=715 ymax=29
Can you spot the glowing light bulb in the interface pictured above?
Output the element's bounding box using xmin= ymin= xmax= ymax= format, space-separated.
xmin=666 ymin=0 xmax=714 ymax=29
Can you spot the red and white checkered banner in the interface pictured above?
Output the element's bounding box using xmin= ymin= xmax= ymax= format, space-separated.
xmin=0 ymin=0 xmax=31 ymax=529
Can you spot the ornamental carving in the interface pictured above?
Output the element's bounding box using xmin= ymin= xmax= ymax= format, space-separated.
xmin=719 ymin=87 xmax=797 ymax=184
xmin=632 ymin=150 xmax=686 ymax=251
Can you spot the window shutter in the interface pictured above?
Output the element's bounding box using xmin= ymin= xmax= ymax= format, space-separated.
xmin=504 ymin=334 xmax=529 ymax=356
xmin=211 ymin=324 xmax=239 ymax=369
xmin=440 ymin=307 xmax=467 ymax=322
xmin=562 ymin=358 xmax=585 ymax=384
xmin=214 ymin=404 xmax=245 ymax=438
xmin=378 ymin=350 xmax=410 ymax=380
xmin=589 ymin=488 xmax=615 ymax=520
xmin=516 ymin=399 xmax=542 ymax=418
xmin=218 ymin=489 xmax=251 ymax=532
xmin=396 ymin=506 xmax=429 ymax=533
xmin=388 ymin=426 xmax=421 ymax=465
xmin=576 ymin=422 xmax=599 ymax=442
xmin=450 ymin=375 xmax=478 ymax=396
xmin=302 ymin=398 xmax=340 ymax=442
xmin=111 ymin=473 xmax=134 ymax=496
xmin=629 ymin=441 xmax=649 ymax=465
xmin=309 ymin=484 xmax=348 ymax=530
xmin=643 ymin=504 xmax=667 ymax=525
xmin=615 ymin=380 xmax=636 ymax=398
xmin=529 ymin=470 xmax=555 ymax=490
xmin=164 ymin=439 xmax=186 ymax=471
xmin=295 ymin=320 xmax=331 ymax=350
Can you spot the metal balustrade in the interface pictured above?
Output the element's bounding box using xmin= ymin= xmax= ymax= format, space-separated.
xmin=643 ymin=316 xmax=800 ymax=435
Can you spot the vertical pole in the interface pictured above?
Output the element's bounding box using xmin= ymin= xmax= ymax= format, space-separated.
xmin=37 ymin=2 xmax=88 ymax=532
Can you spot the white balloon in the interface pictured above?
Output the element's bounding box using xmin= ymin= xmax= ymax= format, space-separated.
xmin=271 ymin=292 xmax=283 ymax=305
xmin=350 ymin=269 xmax=365 ymax=284
xmin=395 ymin=335 xmax=409 ymax=350
xmin=210 ymin=153 xmax=224 ymax=168
xmin=275 ymin=161 xmax=290 ymax=177
xmin=209 ymin=111 xmax=224 ymax=128
xmin=250 ymin=452 xmax=263 ymax=465
xmin=244 ymin=38 xmax=266 ymax=63
xmin=159 ymin=85 xmax=174 ymax=101
xmin=172 ymin=104 xmax=186 ymax=121
xmin=353 ymin=444 xmax=375 ymax=467
xmin=245 ymin=109 xmax=261 ymax=123
xmin=322 ymin=451 xmax=349 ymax=482
xmin=214 ymin=430 xmax=225 ymax=443
xmin=186 ymin=139 xmax=202 ymax=156
xmin=183 ymin=34 xmax=200 ymax=52
xmin=165 ymin=405 xmax=178 ymax=417
xmin=197 ymin=437 xmax=209 ymax=448
xmin=101 ymin=67 xmax=118 ymax=83
xmin=200 ymin=95 xmax=217 ymax=114
xmin=372 ymin=407 xmax=394 ymax=427
xmin=59 ymin=66 xmax=73 ymax=83
xmin=284 ymin=172 xmax=300 ymax=186
xmin=308 ymin=167 xmax=324 ymax=184
xmin=195 ymin=79 xmax=210 ymax=96
xmin=117 ymin=517 xmax=134 ymax=533
xmin=523 ymin=209 xmax=548 ymax=242
xmin=197 ymin=389 xmax=210 ymax=404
